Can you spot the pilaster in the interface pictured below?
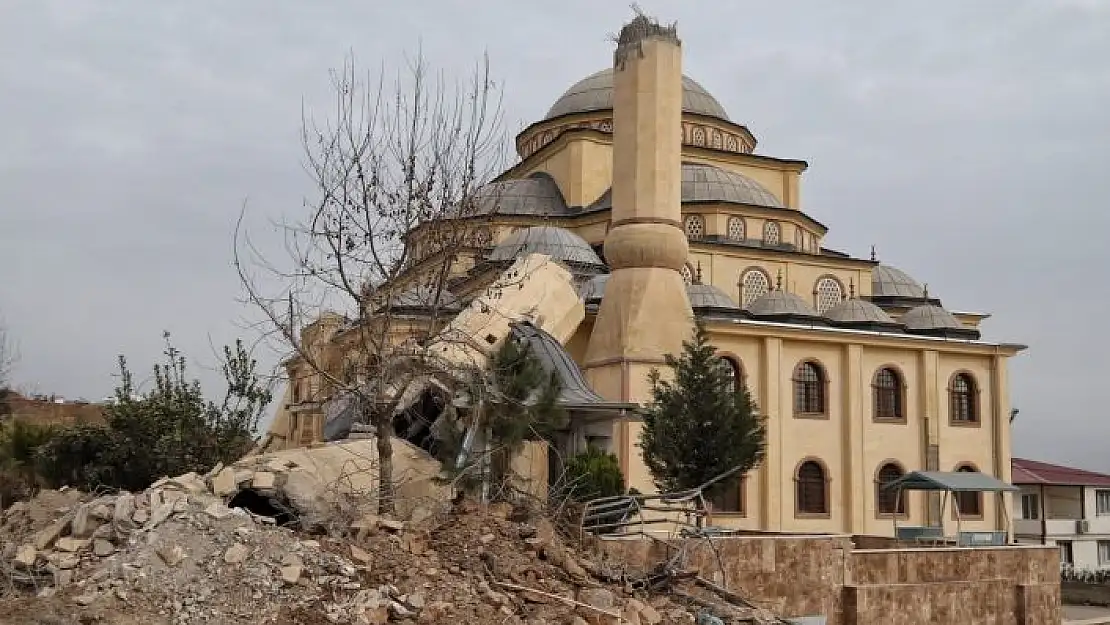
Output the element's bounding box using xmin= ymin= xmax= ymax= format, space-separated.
xmin=760 ymin=336 xmax=783 ymax=530
xmin=843 ymin=343 xmax=865 ymax=533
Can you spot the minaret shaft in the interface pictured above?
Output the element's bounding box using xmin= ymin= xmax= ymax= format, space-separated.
xmin=584 ymin=16 xmax=694 ymax=407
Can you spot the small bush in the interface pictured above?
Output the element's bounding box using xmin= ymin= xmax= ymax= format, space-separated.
xmin=562 ymin=446 xmax=625 ymax=502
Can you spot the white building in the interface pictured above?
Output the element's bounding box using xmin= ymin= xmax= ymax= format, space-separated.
xmin=1012 ymin=457 xmax=1110 ymax=570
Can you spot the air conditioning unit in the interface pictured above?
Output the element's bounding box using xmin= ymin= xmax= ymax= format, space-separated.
xmin=1078 ymin=520 xmax=1091 ymax=534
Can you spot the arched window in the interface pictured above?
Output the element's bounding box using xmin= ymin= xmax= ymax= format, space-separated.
xmin=741 ymin=268 xmax=770 ymax=307
xmin=875 ymin=462 xmax=907 ymax=515
xmin=950 ymin=373 xmax=978 ymax=423
xmin=873 ymin=367 xmax=903 ymax=421
xmin=955 ymin=464 xmax=983 ymax=516
xmin=684 ymin=215 xmax=705 ymax=239
xmin=796 ymin=460 xmax=828 ymax=515
xmin=727 ymin=216 xmax=746 ymax=241
xmin=680 ymin=264 xmax=694 ymax=285
xmin=763 ymin=221 xmax=781 ymax=245
xmin=814 ymin=277 xmax=844 ymax=313
xmin=793 ymin=361 xmax=826 ymax=415
xmin=716 ymin=357 xmax=743 ymax=393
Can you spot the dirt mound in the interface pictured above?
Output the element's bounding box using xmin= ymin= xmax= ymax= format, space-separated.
xmin=0 ymin=470 xmax=777 ymax=624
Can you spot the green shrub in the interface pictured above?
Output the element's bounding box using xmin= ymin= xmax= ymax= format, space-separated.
xmin=562 ymin=446 xmax=625 ymax=502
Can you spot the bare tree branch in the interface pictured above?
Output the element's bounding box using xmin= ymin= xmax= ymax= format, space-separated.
xmin=235 ymin=48 xmax=514 ymax=514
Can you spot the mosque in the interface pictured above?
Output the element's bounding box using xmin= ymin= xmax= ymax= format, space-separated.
xmin=266 ymin=16 xmax=1025 ymax=537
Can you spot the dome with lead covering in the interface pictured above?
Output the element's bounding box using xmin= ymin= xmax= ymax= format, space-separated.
xmin=686 ymin=284 xmax=740 ymax=310
xmin=681 ymin=163 xmax=784 ymax=208
xmin=872 ymin=265 xmax=926 ymax=299
xmin=901 ymin=304 xmax=963 ymax=332
xmin=488 ymin=226 xmax=605 ymax=270
xmin=747 ymin=289 xmax=821 ymax=319
xmin=824 ymin=298 xmax=898 ymax=328
xmin=469 ymin=173 xmax=570 ymax=217
xmin=590 ymin=163 xmax=784 ymax=211
xmin=545 ymin=68 xmax=730 ymax=121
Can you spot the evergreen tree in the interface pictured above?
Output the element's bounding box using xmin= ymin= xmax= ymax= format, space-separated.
xmin=639 ymin=322 xmax=766 ymax=505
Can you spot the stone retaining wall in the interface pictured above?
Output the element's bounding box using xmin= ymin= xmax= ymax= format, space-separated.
xmin=599 ymin=536 xmax=1061 ymax=624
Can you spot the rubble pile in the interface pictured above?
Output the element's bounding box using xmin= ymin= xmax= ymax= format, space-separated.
xmin=0 ymin=465 xmax=778 ymax=624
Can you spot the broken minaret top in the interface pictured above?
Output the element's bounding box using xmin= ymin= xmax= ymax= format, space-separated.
xmin=614 ymin=12 xmax=680 ymax=67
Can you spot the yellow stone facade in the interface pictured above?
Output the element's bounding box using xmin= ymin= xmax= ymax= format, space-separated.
xmin=267 ymin=16 xmax=1024 ymax=538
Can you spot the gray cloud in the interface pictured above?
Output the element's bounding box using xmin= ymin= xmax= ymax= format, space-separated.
xmin=1 ymin=0 xmax=1106 ymax=467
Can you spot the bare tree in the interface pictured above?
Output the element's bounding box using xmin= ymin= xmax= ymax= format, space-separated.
xmin=235 ymin=50 xmax=511 ymax=514
xmin=0 ymin=314 xmax=14 ymax=393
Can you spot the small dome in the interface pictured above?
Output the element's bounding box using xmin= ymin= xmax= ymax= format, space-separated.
xmin=590 ymin=163 xmax=784 ymax=211
xmin=489 ymin=226 xmax=605 ymax=270
xmin=747 ymin=289 xmax=820 ymax=318
xmin=901 ymin=304 xmax=963 ymax=331
xmin=687 ymin=284 xmax=739 ymax=310
xmin=872 ymin=265 xmax=925 ymax=299
xmin=470 ymin=173 xmax=569 ymax=217
xmin=825 ymin=298 xmax=896 ymax=325
xmin=545 ymin=68 xmax=730 ymax=121
xmin=578 ymin=273 xmax=609 ymax=303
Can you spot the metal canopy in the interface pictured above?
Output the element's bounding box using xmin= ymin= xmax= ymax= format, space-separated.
xmin=882 ymin=470 xmax=1018 ymax=493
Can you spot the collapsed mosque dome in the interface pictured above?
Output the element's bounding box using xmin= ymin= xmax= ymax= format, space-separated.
xmin=544 ymin=68 xmax=730 ymax=121
xmin=488 ymin=226 xmax=606 ymax=274
xmin=686 ymin=283 xmax=740 ymax=311
xmin=871 ymin=264 xmax=926 ymax=299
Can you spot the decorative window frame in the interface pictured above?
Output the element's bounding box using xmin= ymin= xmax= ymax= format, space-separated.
xmin=951 ymin=462 xmax=985 ymax=520
xmin=708 ymin=474 xmax=748 ymax=518
xmin=680 ymin=263 xmax=695 ymax=285
xmin=792 ymin=359 xmax=829 ymax=419
xmin=872 ymin=365 xmax=908 ymax=424
xmin=874 ymin=460 xmax=909 ymax=519
xmin=716 ymin=353 xmax=747 ymax=394
xmin=948 ymin=370 xmax=982 ymax=428
xmin=684 ymin=214 xmax=706 ymax=240
xmin=763 ymin=220 xmax=781 ymax=245
xmin=794 ymin=457 xmax=832 ymax=518
xmin=812 ymin=274 xmax=846 ymax=314
xmin=726 ymin=216 xmax=747 ymax=241
xmin=740 ymin=267 xmax=771 ymax=308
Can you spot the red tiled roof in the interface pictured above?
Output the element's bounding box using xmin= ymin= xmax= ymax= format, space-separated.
xmin=1012 ymin=457 xmax=1110 ymax=487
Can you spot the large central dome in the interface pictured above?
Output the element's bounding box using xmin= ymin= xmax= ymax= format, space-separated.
xmin=545 ymin=68 xmax=729 ymax=121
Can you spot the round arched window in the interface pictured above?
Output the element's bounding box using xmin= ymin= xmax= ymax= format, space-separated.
xmin=741 ymin=269 xmax=770 ymax=307
xmin=763 ymin=221 xmax=780 ymax=245
xmin=684 ymin=215 xmax=705 ymax=239
xmin=680 ymin=264 xmax=694 ymax=285
xmin=727 ymin=217 xmax=746 ymax=241
xmin=814 ymin=277 xmax=844 ymax=314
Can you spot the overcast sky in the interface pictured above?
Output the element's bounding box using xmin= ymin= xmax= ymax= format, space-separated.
xmin=1 ymin=1 xmax=1107 ymax=469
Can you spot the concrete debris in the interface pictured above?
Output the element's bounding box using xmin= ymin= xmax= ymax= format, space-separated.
xmin=1 ymin=466 xmax=777 ymax=625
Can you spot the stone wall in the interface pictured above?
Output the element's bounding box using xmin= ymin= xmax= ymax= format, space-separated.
xmin=599 ymin=535 xmax=851 ymax=620
xmin=599 ymin=536 xmax=1061 ymax=624
xmin=1061 ymin=581 xmax=1110 ymax=606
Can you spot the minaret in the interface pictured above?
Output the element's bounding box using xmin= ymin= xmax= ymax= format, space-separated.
xmin=584 ymin=14 xmax=693 ymax=410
